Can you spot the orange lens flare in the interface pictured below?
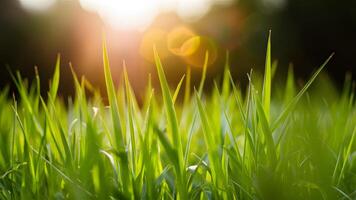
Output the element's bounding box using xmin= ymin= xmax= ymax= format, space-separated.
xmin=168 ymin=26 xmax=217 ymax=67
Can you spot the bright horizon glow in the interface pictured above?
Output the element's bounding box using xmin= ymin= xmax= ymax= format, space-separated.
xmin=19 ymin=0 xmax=56 ymax=12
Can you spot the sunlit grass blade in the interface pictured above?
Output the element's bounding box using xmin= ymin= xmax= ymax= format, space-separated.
xmin=34 ymin=66 xmax=40 ymax=113
xmin=123 ymin=64 xmax=137 ymax=175
xmin=183 ymin=112 xmax=198 ymax=167
xmin=198 ymin=51 xmax=209 ymax=96
xmin=40 ymin=96 xmax=73 ymax=166
xmin=49 ymin=54 xmax=60 ymax=101
xmin=222 ymin=51 xmax=231 ymax=98
xmin=102 ymin=37 xmax=125 ymax=149
xmin=262 ymin=31 xmax=272 ymax=123
xmin=173 ymin=75 xmax=185 ymax=104
xmin=9 ymin=71 xmax=33 ymax=115
xmin=153 ymin=45 xmax=186 ymax=198
xmin=153 ymin=46 xmax=183 ymax=160
xmin=255 ymin=95 xmax=277 ymax=165
xmin=102 ymin=37 xmax=132 ymax=197
xmin=184 ymin=66 xmax=191 ymax=106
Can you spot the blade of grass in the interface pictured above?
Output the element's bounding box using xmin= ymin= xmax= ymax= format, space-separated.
xmin=337 ymin=126 xmax=356 ymax=185
xmin=255 ymin=95 xmax=277 ymax=165
xmin=153 ymin=45 xmax=186 ymax=199
xmin=49 ymin=54 xmax=60 ymax=101
xmin=173 ymin=75 xmax=185 ymax=104
xmin=102 ymin=37 xmax=125 ymax=149
xmin=262 ymin=31 xmax=272 ymax=123
xmin=198 ymin=51 xmax=209 ymax=96
xmin=184 ymin=66 xmax=191 ymax=106
xmin=153 ymin=46 xmax=183 ymax=164
xmin=123 ymin=64 xmax=137 ymax=176
xmin=102 ymin=37 xmax=132 ymax=197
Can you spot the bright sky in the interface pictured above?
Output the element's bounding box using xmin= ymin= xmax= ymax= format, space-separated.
xmin=18 ymin=0 xmax=234 ymax=30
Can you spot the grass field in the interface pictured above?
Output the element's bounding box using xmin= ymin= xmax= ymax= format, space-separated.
xmin=0 ymin=35 xmax=355 ymax=200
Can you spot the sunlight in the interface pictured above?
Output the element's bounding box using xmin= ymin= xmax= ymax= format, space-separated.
xmin=18 ymin=0 xmax=234 ymax=29
xmin=176 ymin=0 xmax=211 ymax=21
xmin=79 ymin=0 xmax=234 ymax=30
xmin=18 ymin=0 xmax=56 ymax=12
xmin=98 ymin=1 xmax=159 ymax=31
xmin=79 ymin=0 xmax=160 ymax=30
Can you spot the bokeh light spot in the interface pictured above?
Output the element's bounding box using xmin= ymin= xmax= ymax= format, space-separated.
xmin=167 ymin=26 xmax=217 ymax=67
xmin=167 ymin=26 xmax=196 ymax=55
xmin=181 ymin=36 xmax=217 ymax=68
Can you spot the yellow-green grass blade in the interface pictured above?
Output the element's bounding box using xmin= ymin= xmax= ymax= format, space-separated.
xmin=102 ymin=37 xmax=125 ymax=149
xmin=153 ymin=45 xmax=186 ymax=199
xmin=222 ymin=51 xmax=231 ymax=99
xmin=153 ymin=46 xmax=183 ymax=164
xmin=49 ymin=54 xmax=60 ymax=101
xmin=262 ymin=31 xmax=272 ymax=123
xmin=41 ymin=96 xmax=73 ymax=166
xmin=102 ymin=38 xmax=132 ymax=197
xmin=337 ymin=126 xmax=356 ymax=185
xmin=255 ymin=95 xmax=277 ymax=165
xmin=123 ymin=65 xmax=137 ymax=176
xmin=198 ymin=51 xmax=209 ymax=96
xmin=184 ymin=66 xmax=191 ymax=106
xmin=173 ymin=75 xmax=185 ymax=104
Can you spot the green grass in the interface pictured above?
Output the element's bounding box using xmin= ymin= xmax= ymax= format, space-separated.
xmin=0 ymin=34 xmax=356 ymax=200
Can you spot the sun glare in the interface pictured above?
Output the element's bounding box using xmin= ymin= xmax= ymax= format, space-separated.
xmin=18 ymin=0 xmax=234 ymax=30
xmin=79 ymin=0 xmax=234 ymax=30
xmin=97 ymin=0 xmax=159 ymax=31
xmin=19 ymin=0 xmax=56 ymax=12
xmin=176 ymin=0 xmax=211 ymax=21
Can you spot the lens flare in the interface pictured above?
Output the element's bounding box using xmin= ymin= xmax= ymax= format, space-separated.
xmin=167 ymin=26 xmax=196 ymax=55
xmin=167 ymin=26 xmax=217 ymax=67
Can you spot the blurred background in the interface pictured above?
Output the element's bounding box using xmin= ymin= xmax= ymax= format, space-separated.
xmin=0 ymin=0 xmax=355 ymax=98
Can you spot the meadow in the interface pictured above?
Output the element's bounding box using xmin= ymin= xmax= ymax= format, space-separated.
xmin=0 ymin=35 xmax=355 ymax=199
